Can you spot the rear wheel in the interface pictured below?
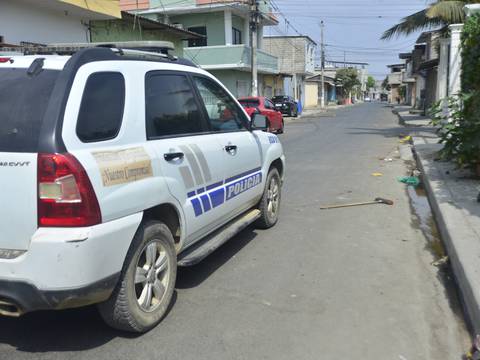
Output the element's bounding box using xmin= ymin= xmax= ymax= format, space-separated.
xmin=277 ymin=120 xmax=284 ymax=134
xmin=293 ymin=106 xmax=298 ymax=117
xmin=98 ymin=221 xmax=177 ymax=333
xmin=256 ymin=168 xmax=281 ymax=229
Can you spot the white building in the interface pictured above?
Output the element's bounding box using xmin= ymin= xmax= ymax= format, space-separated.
xmin=0 ymin=0 xmax=120 ymax=46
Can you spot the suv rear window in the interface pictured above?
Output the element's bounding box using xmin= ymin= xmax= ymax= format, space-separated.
xmin=238 ymin=99 xmax=260 ymax=108
xmin=76 ymin=72 xmax=125 ymax=142
xmin=0 ymin=68 xmax=59 ymax=153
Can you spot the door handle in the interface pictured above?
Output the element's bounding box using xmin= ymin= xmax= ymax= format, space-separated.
xmin=225 ymin=145 xmax=237 ymax=152
xmin=164 ymin=152 xmax=184 ymax=161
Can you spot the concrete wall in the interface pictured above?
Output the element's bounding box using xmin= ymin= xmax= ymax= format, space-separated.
xmin=263 ymin=37 xmax=309 ymax=75
xmin=263 ymin=74 xmax=284 ymax=98
xmin=209 ymin=69 xmax=253 ymax=98
xmin=0 ymin=0 xmax=91 ymax=44
xmin=169 ymin=12 xmax=226 ymax=46
xmin=90 ymin=19 xmax=185 ymax=56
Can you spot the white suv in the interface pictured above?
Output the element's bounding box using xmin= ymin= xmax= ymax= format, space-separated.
xmin=0 ymin=43 xmax=285 ymax=332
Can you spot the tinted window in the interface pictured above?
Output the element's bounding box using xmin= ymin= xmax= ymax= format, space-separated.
xmin=265 ymin=99 xmax=275 ymax=109
xmin=0 ymin=68 xmax=59 ymax=152
xmin=238 ymin=99 xmax=260 ymax=108
xmin=232 ymin=28 xmax=242 ymax=45
xmin=76 ymin=72 xmax=125 ymax=142
xmin=188 ymin=26 xmax=207 ymax=47
xmin=194 ymin=77 xmax=248 ymax=132
xmin=145 ymin=73 xmax=203 ymax=138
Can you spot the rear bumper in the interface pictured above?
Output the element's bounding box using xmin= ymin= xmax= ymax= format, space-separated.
xmin=0 ymin=273 xmax=119 ymax=315
xmin=0 ymin=212 xmax=142 ymax=314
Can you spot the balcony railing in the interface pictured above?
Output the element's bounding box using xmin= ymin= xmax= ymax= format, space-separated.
xmin=184 ymin=44 xmax=278 ymax=74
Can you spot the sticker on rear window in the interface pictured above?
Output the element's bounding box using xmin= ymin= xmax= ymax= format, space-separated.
xmin=92 ymin=147 xmax=153 ymax=187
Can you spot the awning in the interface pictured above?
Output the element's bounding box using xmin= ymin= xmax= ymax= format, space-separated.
xmin=418 ymin=58 xmax=439 ymax=70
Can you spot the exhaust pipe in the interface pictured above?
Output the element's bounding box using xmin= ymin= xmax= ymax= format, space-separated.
xmin=0 ymin=300 xmax=22 ymax=317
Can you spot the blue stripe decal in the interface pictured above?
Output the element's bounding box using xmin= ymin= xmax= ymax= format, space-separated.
xmin=191 ymin=198 xmax=203 ymax=217
xmin=209 ymin=188 xmax=225 ymax=208
xmin=225 ymin=167 xmax=262 ymax=184
xmin=206 ymin=181 xmax=224 ymax=191
xmin=200 ymin=194 xmax=211 ymax=212
xmin=187 ymin=191 xmax=196 ymax=198
xmin=197 ymin=187 xmax=205 ymax=195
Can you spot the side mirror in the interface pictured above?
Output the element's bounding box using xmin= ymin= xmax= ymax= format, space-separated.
xmin=251 ymin=113 xmax=268 ymax=131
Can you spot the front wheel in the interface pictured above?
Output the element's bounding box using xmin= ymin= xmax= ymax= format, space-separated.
xmin=98 ymin=221 xmax=177 ymax=333
xmin=255 ymin=168 xmax=281 ymax=229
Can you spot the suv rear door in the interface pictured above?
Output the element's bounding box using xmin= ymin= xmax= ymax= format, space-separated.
xmin=0 ymin=67 xmax=60 ymax=251
xmin=144 ymin=71 xmax=226 ymax=244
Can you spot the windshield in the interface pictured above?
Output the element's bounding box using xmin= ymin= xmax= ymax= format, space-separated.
xmin=0 ymin=68 xmax=60 ymax=153
xmin=272 ymin=96 xmax=288 ymax=102
xmin=238 ymin=99 xmax=260 ymax=108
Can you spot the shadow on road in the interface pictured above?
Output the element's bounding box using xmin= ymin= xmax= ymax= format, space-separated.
xmin=0 ymin=228 xmax=258 ymax=353
xmin=177 ymin=227 xmax=258 ymax=289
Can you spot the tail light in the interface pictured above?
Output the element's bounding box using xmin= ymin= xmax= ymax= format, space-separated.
xmin=0 ymin=58 xmax=11 ymax=63
xmin=37 ymin=153 xmax=101 ymax=227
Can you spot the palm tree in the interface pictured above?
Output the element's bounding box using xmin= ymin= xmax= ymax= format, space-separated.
xmin=381 ymin=0 xmax=479 ymax=40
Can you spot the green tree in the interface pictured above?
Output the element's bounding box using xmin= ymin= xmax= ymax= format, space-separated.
xmin=381 ymin=0 xmax=479 ymax=40
xmin=366 ymin=76 xmax=376 ymax=90
xmin=335 ymin=68 xmax=361 ymax=97
xmin=382 ymin=76 xmax=391 ymax=91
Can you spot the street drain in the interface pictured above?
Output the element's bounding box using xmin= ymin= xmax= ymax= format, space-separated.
xmin=407 ymin=185 xmax=446 ymax=260
xmin=407 ymin=184 xmax=469 ymax=325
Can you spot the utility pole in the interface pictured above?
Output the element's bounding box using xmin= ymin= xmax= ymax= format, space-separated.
xmin=320 ymin=21 xmax=325 ymax=108
xmin=250 ymin=0 xmax=259 ymax=96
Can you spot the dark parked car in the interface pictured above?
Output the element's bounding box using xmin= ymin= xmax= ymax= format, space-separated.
xmin=272 ymin=95 xmax=298 ymax=117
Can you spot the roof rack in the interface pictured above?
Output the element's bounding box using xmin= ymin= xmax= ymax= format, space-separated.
xmin=1 ymin=41 xmax=173 ymax=54
xmin=0 ymin=41 xmax=198 ymax=68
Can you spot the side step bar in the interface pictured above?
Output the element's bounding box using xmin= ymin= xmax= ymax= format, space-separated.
xmin=178 ymin=209 xmax=261 ymax=266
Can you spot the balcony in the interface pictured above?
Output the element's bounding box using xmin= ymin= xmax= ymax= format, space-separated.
xmin=184 ymin=45 xmax=278 ymax=74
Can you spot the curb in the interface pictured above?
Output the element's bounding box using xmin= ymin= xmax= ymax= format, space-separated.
xmin=413 ymin=137 xmax=480 ymax=335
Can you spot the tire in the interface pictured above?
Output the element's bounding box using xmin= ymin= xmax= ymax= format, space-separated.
xmin=293 ymin=107 xmax=298 ymax=118
xmin=277 ymin=120 xmax=284 ymax=134
xmin=255 ymin=167 xmax=282 ymax=229
xmin=98 ymin=221 xmax=177 ymax=333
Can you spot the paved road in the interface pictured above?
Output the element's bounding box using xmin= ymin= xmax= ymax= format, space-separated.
xmin=0 ymin=103 xmax=470 ymax=359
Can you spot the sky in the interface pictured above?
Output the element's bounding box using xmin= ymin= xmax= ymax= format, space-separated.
xmin=265 ymin=0 xmax=432 ymax=79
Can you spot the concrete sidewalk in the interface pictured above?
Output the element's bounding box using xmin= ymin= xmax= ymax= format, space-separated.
xmin=394 ymin=103 xmax=480 ymax=334
xmin=414 ymin=136 xmax=480 ymax=335
xmin=298 ymin=103 xmax=359 ymax=119
xmin=394 ymin=105 xmax=431 ymax=127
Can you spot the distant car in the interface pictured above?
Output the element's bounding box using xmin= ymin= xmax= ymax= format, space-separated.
xmin=364 ymin=97 xmax=372 ymax=102
xmin=272 ymin=95 xmax=298 ymax=117
xmin=238 ymin=96 xmax=284 ymax=134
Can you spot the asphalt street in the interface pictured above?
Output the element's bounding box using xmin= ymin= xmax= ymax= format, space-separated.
xmin=0 ymin=103 xmax=470 ymax=359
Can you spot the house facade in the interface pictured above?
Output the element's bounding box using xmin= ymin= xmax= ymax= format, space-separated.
xmin=90 ymin=12 xmax=203 ymax=56
xmin=263 ymin=35 xmax=317 ymax=109
xmin=0 ymin=0 xmax=121 ymax=46
xmin=121 ymin=0 xmax=280 ymax=98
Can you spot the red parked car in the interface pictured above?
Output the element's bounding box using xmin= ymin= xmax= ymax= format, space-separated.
xmin=238 ymin=96 xmax=284 ymax=134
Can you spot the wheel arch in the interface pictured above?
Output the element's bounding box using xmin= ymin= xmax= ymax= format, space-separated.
xmin=142 ymin=203 xmax=185 ymax=252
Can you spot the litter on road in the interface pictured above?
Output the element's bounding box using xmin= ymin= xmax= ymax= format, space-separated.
xmin=320 ymin=197 xmax=394 ymax=210
xmin=398 ymin=176 xmax=420 ymax=186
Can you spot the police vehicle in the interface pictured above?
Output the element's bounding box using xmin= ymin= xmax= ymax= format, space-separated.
xmin=0 ymin=42 xmax=285 ymax=333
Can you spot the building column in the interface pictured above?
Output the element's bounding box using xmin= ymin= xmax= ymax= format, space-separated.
xmin=257 ymin=24 xmax=263 ymax=50
xmin=243 ymin=17 xmax=250 ymax=46
xmin=436 ymin=38 xmax=450 ymax=101
xmin=224 ymin=10 xmax=232 ymax=45
xmin=448 ymin=24 xmax=463 ymax=96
